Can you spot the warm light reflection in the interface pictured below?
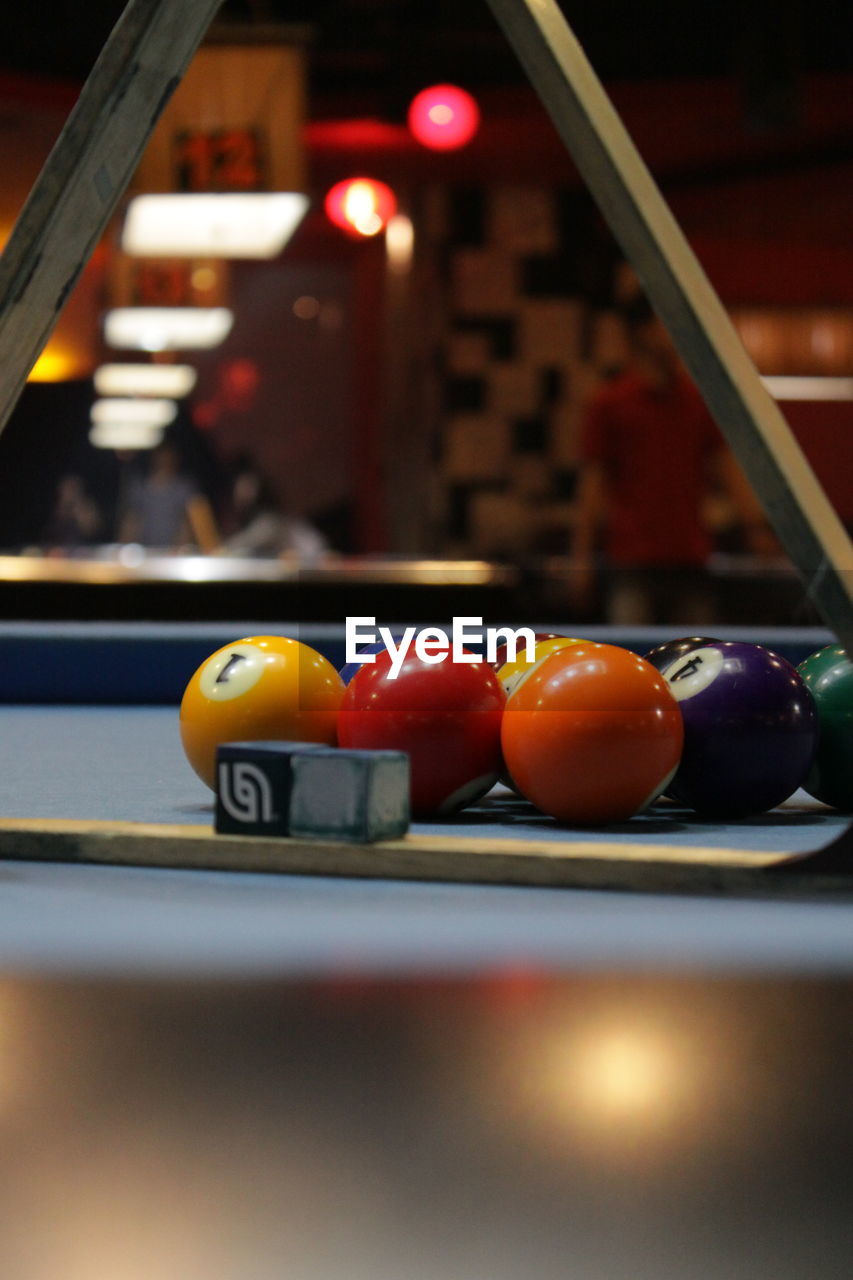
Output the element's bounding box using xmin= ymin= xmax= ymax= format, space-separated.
xmin=94 ymin=364 xmax=197 ymax=398
xmin=0 ymin=983 xmax=34 ymax=1112
xmin=104 ymin=307 xmax=234 ymax=352
xmin=91 ymin=398 xmax=177 ymax=428
xmin=122 ymin=192 xmax=309 ymax=258
xmin=346 ymin=184 xmax=382 ymax=235
xmin=31 ymin=1128 xmax=231 ymax=1280
xmin=490 ymin=998 xmax=719 ymax=1167
xmin=733 ymin=307 xmax=853 ymax=377
xmin=762 ymin=375 xmax=853 ymax=401
xmin=347 ymin=185 xmax=381 ymax=235
xmin=28 ymin=349 xmax=83 ymax=383
xmin=89 ymin=423 xmax=165 ymax=450
xmin=293 ymin=295 xmax=321 ymax=320
xmin=385 ymin=214 xmax=415 ymax=272
xmin=325 ymin=178 xmax=397 ymax=238
xmin=180 ymin=556 xmax=218 ymax=582
xmin=570 ymin=1025 xmax=677 ymax=1120
xmin=190 ymin=265 xmax=219 ymax=292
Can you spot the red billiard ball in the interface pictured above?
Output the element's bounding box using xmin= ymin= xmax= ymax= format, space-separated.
xmin=338 ymin=648 xmax=505 ymax=816
xmin=338 ymin=637 xmax=391 ymax=686
xmin=501 ymin=641 xmax=683 ymax=825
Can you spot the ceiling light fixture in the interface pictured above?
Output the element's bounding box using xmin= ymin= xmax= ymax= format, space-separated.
xmin=121 ymin=193 xmax=309 ymax=258
xmin=104 ymin=307 xmax=234 ymax=351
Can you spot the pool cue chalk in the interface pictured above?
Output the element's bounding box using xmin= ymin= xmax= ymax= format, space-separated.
xmin=215 ymin=742 xmax=410 ymax=843
xmin=215 ymin=742 xmax=325 ymax=837
xmin=289 ymin=748 xmax=410 ymax=843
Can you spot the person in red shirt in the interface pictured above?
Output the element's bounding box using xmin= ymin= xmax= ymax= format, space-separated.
xmin=573 ymin=294 xmax=773 ymax=624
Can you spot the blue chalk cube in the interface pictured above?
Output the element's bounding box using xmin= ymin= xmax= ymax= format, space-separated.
xmin=289 ymin=749 xmax=410 ymax=842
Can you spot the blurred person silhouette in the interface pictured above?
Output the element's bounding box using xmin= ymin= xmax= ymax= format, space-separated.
xmin=218 ymin=464 xmax=330 ymax=562
xmin=118 ymin=441 xmax=218 ymax=552
xmin=571 ymin=293 xmax=776 ymax=625
xmin=41 ymin=474 xmax=102 ymax=551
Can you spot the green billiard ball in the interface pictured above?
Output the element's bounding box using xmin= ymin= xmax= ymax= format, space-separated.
xmin=797 ymin=645 xmax=853 ymax=810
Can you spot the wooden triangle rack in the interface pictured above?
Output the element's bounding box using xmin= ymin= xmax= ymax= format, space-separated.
xmin=0 ymin=0 xmax=851 ymax=652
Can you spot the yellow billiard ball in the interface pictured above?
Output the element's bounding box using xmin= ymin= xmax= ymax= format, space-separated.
xmin=180 ymin=635 xmax=344 ymax=788
xmin=497 ymin=635 xmax=584 ymax=699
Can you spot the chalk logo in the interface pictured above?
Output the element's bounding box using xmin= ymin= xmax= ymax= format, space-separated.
xmin=218 ymin=761 xmax=277 ymax=825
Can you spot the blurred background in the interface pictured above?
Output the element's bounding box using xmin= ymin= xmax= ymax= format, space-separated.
xmin=0 ymin=971 xmax=851 ymax=1280
xmin=0 ymin=0 xmax=851 ymax=621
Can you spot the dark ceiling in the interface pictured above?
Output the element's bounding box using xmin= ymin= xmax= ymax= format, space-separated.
xmin=2 ymin=0 xmax=852 ymax=110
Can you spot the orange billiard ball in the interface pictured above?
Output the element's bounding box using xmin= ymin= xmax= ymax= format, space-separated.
xmin=180 ymin=635 xmax=344 ymax=788
xmin=501 ymin=641 xmax=683 ymax=825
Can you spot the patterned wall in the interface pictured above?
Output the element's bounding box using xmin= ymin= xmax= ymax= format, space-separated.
xmin=424 ymin=184 xmax=624 ymax=559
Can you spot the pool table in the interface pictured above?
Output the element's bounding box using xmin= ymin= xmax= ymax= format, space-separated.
xmin=0 ymin=618 xmax=851 ymax=961
xmin=0 ymin=620 xmax=851 ymax=1280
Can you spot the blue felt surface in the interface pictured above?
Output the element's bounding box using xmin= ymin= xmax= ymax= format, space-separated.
xmin=2 ymin=858 xmax=853 ymax=979
xmin=0 ymin=704 xmax=846 ymax=853
xmin=0 ymin=703 xmax=851 ymax=979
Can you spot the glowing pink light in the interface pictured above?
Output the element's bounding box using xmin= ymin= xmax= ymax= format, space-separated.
xmin=408 ymin=84 xmax=480 ymax=151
